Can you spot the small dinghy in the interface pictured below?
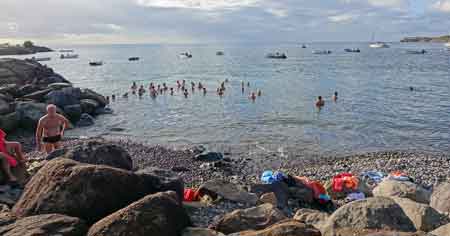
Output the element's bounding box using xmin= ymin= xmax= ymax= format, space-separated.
xmin=31 ymin=57 xmax=51 ymax=62
xmin=266 ymin=52 xmax=287 ymax=59
xmin=216 ymin=51 xmax=224 ymax=56
xmin=406 ymin=49 xmax=426 ymax=54
xmin=344 ymin=48 xmax=360 ymax=53
xmin=312 ymin=50 xmax=332 ymax=55
xmin=89 ymin=61 xmax=103 ymax=66
xmin=128 ymin=57 xmax=140 ymax=61
xmin=179 ymin=52 xmax=192 ymax=58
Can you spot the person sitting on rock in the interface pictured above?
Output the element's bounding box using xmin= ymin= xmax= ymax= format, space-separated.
xmin=0 ymin=129 xmax=26 ymax=186
xmin=36 ymin=104 xmax=71 ymax=154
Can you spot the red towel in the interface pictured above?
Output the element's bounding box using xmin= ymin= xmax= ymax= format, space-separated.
xmin=0 ymin=129 xmax=18 ymax=167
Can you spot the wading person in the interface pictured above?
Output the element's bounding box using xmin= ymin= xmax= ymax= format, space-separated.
xmin=0 ymin=129 xmax=26 ymax=186
xmin=36 ymin=104 xmax=71 ymax=154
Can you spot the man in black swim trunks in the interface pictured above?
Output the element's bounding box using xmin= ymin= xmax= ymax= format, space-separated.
xmin=36 ymin=104 xmax=71 ymax=154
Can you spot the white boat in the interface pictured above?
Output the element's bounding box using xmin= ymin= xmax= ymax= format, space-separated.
xmin=369 ymin=42 xmax=390 ymax=48
xmin=60 ymin=54 xmax=79 ymax=59
xmin=445 ymin=42 xmax=450 ymax=48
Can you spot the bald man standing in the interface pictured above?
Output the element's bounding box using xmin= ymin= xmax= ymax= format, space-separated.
xmin=36 ymin=104 xmax=71 ymax=154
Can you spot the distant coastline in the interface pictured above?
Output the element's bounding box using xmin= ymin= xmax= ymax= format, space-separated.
xmin=400 ymin=35 xmax=450 ymax=43
xmin=0 ymin=41 xmax=52 ymax=56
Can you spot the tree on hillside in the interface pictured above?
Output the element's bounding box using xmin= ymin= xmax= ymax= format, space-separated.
xmin=23 ymin=41 xmax=34 ymax=48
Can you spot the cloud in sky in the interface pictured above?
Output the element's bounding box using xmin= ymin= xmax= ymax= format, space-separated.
xmin=0 ymin=0 xmax=449 ymax=44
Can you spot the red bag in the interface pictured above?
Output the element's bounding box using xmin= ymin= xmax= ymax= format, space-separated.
xmin=332 ymin=173 xmax=358 ymax=192
xmin=183 ymin=188 xmax=199 ymax=202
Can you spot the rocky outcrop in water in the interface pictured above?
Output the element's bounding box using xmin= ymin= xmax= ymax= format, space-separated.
xmin=0 ymin=44 xmax=52 ymax=56
xmin=0 ymin=58 xmax=107 ymax=132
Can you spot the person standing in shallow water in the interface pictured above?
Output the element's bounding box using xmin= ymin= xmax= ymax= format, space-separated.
xmin=332 ymin=91 xmax=338 ymax=102
xmin=316 ymin=96 xmax=325 ymax=107
xmin=36 ymin=104 xmax=71 ymax=154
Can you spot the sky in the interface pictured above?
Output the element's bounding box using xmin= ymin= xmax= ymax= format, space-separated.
xmin=0 ymin=0 xmax=449 ymax=45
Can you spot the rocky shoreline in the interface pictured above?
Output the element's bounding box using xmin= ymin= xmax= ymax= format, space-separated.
xmin=400 ymin=35 xmax=450 ymax=43
xmin=0 ymin=135 xmax=447 ymax=235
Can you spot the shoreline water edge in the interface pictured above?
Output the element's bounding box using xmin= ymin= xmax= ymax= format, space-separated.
xmin=1 ymin=59 xmax=450 ymax=235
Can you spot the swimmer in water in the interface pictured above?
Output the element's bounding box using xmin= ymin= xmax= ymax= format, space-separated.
xmin=221 ymin=82 xmax=225 ymax=91
xmin=177 ymin=80 xmax=181 ymax=88
xmin=184 ymin=89 xmax=189 ymax=98
xmin=111 ymin=94 xmax=116 ymax=101
xmin=106 ymin=96 xmax=110 ymax=104
xmin=182 ymin=80 xmax=186 ymax=87
xmin=203 ymin=87 xmax=207 ymax=95
xmin=257 ymin=90 xmax=262 ymax=96
xmin=163 ymin=83 xmax=168 ymax=91
xmin=131 ymin=82 xmax=137 ymax=91
xmin=249 ymin=92 xmax=256 ymax=100
xmin=138 ymin=85 xmax=145 ymax=94
xmin=247 ymin=82 xmax=250 ymax=87
xmin=198 ymin=82 xmax=203 ymax=90
xmin=122 ymin=92 xmax=129 ymax=98
xmin=316 ymin=96 xmax=325 ymax=107
xmin=218 ymin=88 xmax=224 ymax=96
xmin=409 ymin=86 xmax=414 ymax=91
xmin=332 ymin=91 xmax=338 ymax=101
xmin=225 ymin=78 xmax=229 ymax=83
xmin=170 ymin=88 xmax=174 ymax=95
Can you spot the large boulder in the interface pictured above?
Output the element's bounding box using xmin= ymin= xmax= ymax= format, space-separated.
xmin=430 ymin=182 xmax=450 ymax=213
xmin=87 ymin=191 xmax=190 ymax=236
xmin=0 ymin=112 xmax=18 ymax=133
xmin=373 ymin=180 xmax=431 ymax=204
xmin=0 ymin=93 xmax=13 ymax=102
xmin=321 ymin=197 xmax=416 ymax=236
xmin=135 ymin=167 xmax=184 ymax=202
xmin=250 ymin=182 xmax=290 ymax=208
xmin=61 ymin=140 xmax=133 ymax=170
xmin=431 ymin=223 xmax=450 ymax=236
xmin=197 ymin=179 xmax=258 ymax=205
xmin=45 ymin=87 xmax=81 ymax=108
xmin=15 ymin=102 xmax=63 ymax=130
xmin=0 ymin=58 xmax=69 ymax=86
xmin=182 ymin=227 xmax=225 ymax=236
xmin=48 ymin=82 xmax=72 ymax=90
xmin=392 ymin=197 xmax=446 ymax=232
xmin=64 ymin=104 xmax=82 ymax=122
xmin=0 ymin=211 xmax=16 ymax=227
xmin=212 ymin=203 xmax=287 ymax=234
xmin=0 ymin=99 xmax=12 ymax=115
xmin=12 ymin=158 xmax=184 ymax=224
xmin=293 ymin=208 xmax=329 ymax=229
xmin=0 ymin=214 xmax=87 ymax=236
xmin=22 ymin=88 xmax=52 ymax=101
xmin=227 ymin=221 xmax=321 ymax=236
xmin=80 ymin=99 xmax=99 ymax=114
xmin=80 ymin=88 xmax=107 ymax=107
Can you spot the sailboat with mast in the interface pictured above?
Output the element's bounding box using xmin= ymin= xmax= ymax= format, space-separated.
xmin=369 ymin=32 xmax=390 ymax=48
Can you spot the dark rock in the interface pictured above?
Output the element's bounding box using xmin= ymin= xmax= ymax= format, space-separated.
xmin=64 ymin=140 xmax=133 ymax=170
xmin=76 ymin=113 xmax=94 ymax=127
xmin=15 ymin=102 xmax=63 ymax=130
xmin=12 ymin=158 xmax=184 ymax=224
xmin=0 ymin=113 xmax=18 ymax=132
xmin=195 ymin=152 xmax=223 ymax=162
xmin=45 ymin=87 xmax=81 ymax=108
xmin=172 ymin=166 xmax=190 ymax=172
xmin=17 ymin=84 xmax=39 ymax=96
xmin=0 ymin=93 xmax=13 ymax=103
xmin=47 ymin=82 xmax=72 ymax=90
xmin=198 ymin=179 xmax=258 ymax=204
xmin=0 ymin=99 xmax=12 ymax=115
xmin=80 ymin=99 xmax=99 ymax=114
xmin=430 ymin=182 xmax=450 ymax=213
xmin=0 ymin=214 xmax=87 ymax=236
xmin=250 ymin=182 xmax=290 ymax=208
xmin=293 ymin=208 xmax=329 ymax=229
xmin=135 ymin=167 xmax=184 ymax=202
xmin=80 ymin=88 xmax=107 ymax=107
xmin=0 ymin=85 xmax=20 ymax=97
xmin=22 ymin=88 xmax=52 ymax=101
xmin=63 ymin=104 xmax=82 ymax=122
xmin=87 ymin=191 xmax=191 ymax=236
xmin=212 ymin=203 xmax=287 ymax=234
